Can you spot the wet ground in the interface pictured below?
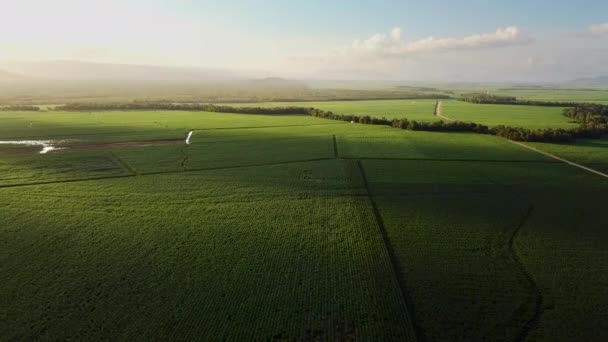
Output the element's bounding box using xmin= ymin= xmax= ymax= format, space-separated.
xmin=0 ymin=139 xmax=184 ymax=155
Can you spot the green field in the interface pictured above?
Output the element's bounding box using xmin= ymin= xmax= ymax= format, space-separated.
xmin=363 ymin=158 xmax=607 ymax=341
xmin=2 ymin=106 xmax=608 ymax=340
xmin=0 ymin=110 xmax=330 ymax=142
xmin=527 ymin=137 xmax=608 ymax=173
xmin=493 ymin=89 xmax=608 ymax=103
xmin=441 ymin=101 xmax=577 ymax=129
xmin=230 ymin=99 xmax=440 ymax=122
xmin=231 ymin=98 xmax=583 ymax=129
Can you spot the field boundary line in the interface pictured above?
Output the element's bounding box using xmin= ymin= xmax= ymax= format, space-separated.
xmin=142 ymin=158 xmax=337 ymax=176
xmin=0 ymin=174 xmax=134 ymax=189
xmin=509 ymin=205 xmax=544 ymax=342
xmin=332 ymin=135 xmax=339 ymax=158
xmin=0 ymin=155 xmax=564 ymax=190
xmin=0 ymin=158 xmax=339 ymax=190
xmin=435 ymin=101 xmax=453 ymax=121
xmin=342 ymin=156 xmax=559 ymax=164
xmin=356 ymin=160 xmax=422 ymax=342
xmin=190 ymin=122 xmax=344 ymax=132
xmin=0 ymin=123 xmax=342 ymax=141
xmin=190 ymin=134 xmax=341 ymax=145
xmin=505 ymin=139 xmax=608 ymax=179
xmin=109 ymin=151 xmax=138 ymax=175
xmin=180 ymin=148 xmax=190 ymax=170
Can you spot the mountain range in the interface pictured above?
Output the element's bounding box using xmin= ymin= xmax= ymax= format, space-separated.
xmin=0 ymin=60 xmax=240 ymax=82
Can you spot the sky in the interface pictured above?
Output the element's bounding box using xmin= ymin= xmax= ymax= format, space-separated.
xmin=1 ymin=0 xmax=607 ymax=81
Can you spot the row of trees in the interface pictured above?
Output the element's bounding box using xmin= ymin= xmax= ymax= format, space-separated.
xmin=58 ymin=102 xmax=488 ymax=134
xmin=461 ymin=93 xmax=578 ymax=107
xmin=310 ymin=103 xmax=608 ymax=142
xmin=461 ymin=93 xmax=517 ymax=104
xmin=55 ymin=101 xmax=608 ymax=143
xmin=0 ymin=105 xmax=40 ymax=111
xmin=307 ymin=107 xmax=491 ymax=134
xmin=563 ymin=104 xmax=608 ymax=125
xmin=56 ymin=103 xmax=312 ymax=115
xmin=491 ymin=104 xmax=608 ymax=142
xmin=493 ymin=124 xmax=608 ymax=142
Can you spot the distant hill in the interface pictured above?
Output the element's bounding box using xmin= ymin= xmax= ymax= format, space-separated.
xmin=0 ymin=69 xmax=28 ymax=81
xmin=0 ymin=60 xmax=239 ymax=82
xmin=250 ymin=77 xmax=307 ymax=89
xmin=564 ymin=76 xmax=608 ymax=88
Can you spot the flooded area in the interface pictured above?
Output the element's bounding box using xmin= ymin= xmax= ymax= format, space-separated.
xmin=0 ymin=140 xmax=65 ymax=154
xmin=1 ymin=132 xmax=192 ymax=155
xmin=0 ymin=139 xmax=186 ymax=155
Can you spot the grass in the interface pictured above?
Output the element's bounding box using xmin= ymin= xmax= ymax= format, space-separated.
xmin=0 ymin=111 xmax=328 ymax=143
xmin=230 ymin=99 xmax=440 ymax=122
xmin=337 ymin=128 xmax=552 ymax=162
xmin=442 ymin=100 xmax=578 ymax=129
xmin=492 ymin=89 xmax=608 ymax=103
xmin=1 ymin=107 xmax=608 ymax=340
xmin=114 ymin=135 xmax=335 ymax=174
xmin=361 ymin=159 xmax=608 ymax=341
xmin=1 ymin=160 xmax=416 ymax=340
xmin=515 ymin=188 xmax=608 ymax=341
xmin=0 ymin=151 xmax=132 ymax=187
xmin=527 ymin=137 xmax=608 ymax=173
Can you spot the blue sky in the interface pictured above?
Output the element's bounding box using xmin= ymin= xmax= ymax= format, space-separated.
xmin=174 ymin=0 xmax=608 ymax=38
xmin=2 ymin=0 xmax=607 ymax=81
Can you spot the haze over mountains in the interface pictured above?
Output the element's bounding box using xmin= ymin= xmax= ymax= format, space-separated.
xmin=565 ymin=76 xmax=608 ymax=88
xmin=0 ymin=69 xmax=28 ymax=81
xmin=0 ymin=61 xmax=240 ymax=82
xmin=0 ymin=60 xmax=606 ymax=87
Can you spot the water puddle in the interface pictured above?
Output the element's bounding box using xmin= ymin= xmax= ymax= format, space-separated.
xmin=1 ymin=137 xmax=186 ymax=155
xmin=0 ymin=140 xmax=66 ymax=154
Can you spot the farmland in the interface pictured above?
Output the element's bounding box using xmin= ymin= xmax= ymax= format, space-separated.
xmin=527 ymin=137 xmax=608 ymax=173
xmin=230 ymin=99 xmax=440 ymax=122
xmin=1 ymin=101 xmax=608 ymax=341
xmin=441 ymin=101 xmax=577 ymax=129
xmin=492 ymin=89 xmax=608 ymax=103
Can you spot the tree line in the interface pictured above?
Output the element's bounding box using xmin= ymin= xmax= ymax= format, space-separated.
xmin=461 ymin=93 xmax=579 ymax=107
xmin=56 ymin=103 xmax=312 ymax=115
xmin=307 ymin=107 xmax=491 ymax=134
xmin=563 ymin=104 xmax=608 ymax=125
xmin=492 ymin=104 xmax=608 ymax=142
xmin=0 ymin=105 xmax=40 ymax=111
xmin=492 ymin=125 xmax=607 ymax=142
xmin=53 ymin=101 xmax=608 ymax=143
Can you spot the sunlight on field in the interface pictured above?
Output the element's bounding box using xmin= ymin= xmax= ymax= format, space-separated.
xmin=2 ymin=99 xmax=607 ymax=340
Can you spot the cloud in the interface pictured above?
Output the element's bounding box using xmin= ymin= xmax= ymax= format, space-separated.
xmin=339 ymin=26 xmax=530 ymax=58
xmin=590 ymin=23 xmax=608 ymax=36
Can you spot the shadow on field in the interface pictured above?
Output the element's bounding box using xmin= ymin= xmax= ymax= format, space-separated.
xmin=361 ymin=158 xmax=608 ymax=341
xmin=2 ymin=135 xmax=608 ymax=340
xmin=566 ymin=139 xmax=608 ymax=149
xmin=4 ymin=111 xmax=608 ymax=340
xmin=0 ymin=111 xmax=333 ymax=143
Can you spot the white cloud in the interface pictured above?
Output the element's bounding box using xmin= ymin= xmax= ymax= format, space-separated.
xmin=288 ymin=24 xmax=608 ymax=82
xmin=339 ymin=26 xmax=529 ymax=58
xmin=590 ymin=23 xmax=608 ymax=36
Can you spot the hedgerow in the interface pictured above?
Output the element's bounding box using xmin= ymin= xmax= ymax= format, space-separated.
xmin=54 ymin=102 xmax=608 ymax=142
xmin=0 ymin=105 xmax=40 ymax=111
xmin=461 ymin=93 xmax=579 ymax=107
